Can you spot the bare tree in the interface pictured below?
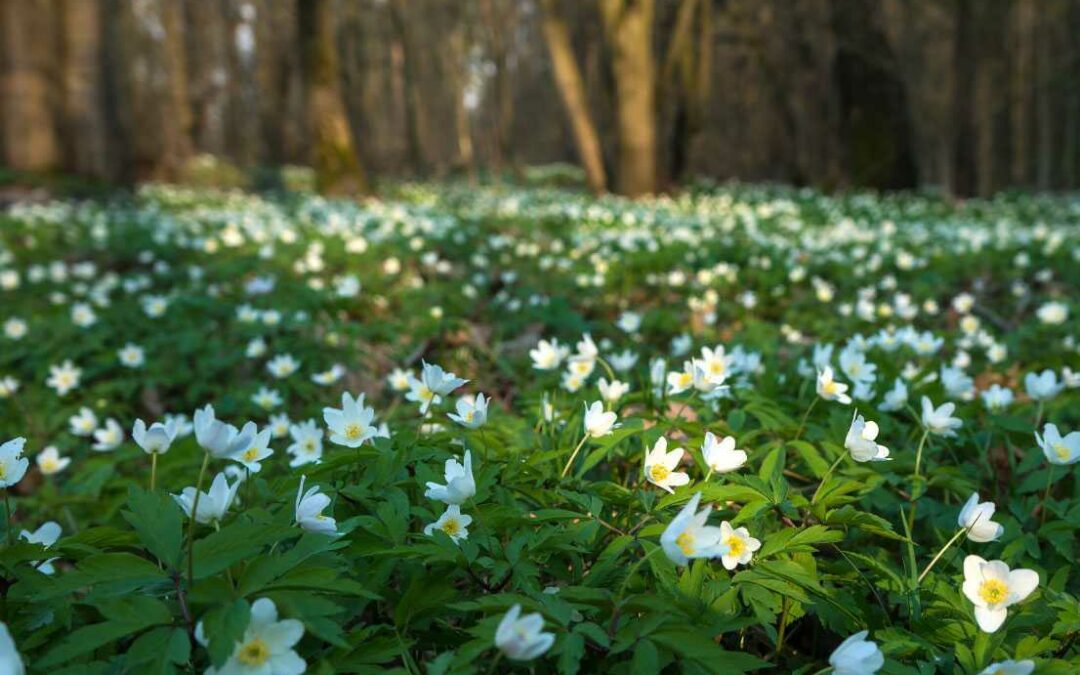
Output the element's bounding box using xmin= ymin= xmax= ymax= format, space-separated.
xmin=599 ymin=0 xmax=657 ymax=196
xmin=297 ymin=0 xmax=368 ymax=195
xmin=538 ymin=0 xmax=607 ymax=194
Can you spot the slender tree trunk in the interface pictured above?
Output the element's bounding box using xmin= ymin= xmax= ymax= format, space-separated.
xmin=61 ymin=0 xmax=108 ymax=177
xmin=1010 ymin=0 xmax=1034 ymax=186
xmin=538 ymin=0 xmax=607 ymax=194
xmin=389 ymin=0 xmax=428 ymax=175
xmin=599 ymin=0 xmax=657 ymax=196
xmin=1 ymin=0 xmax=62 ymax=172
xmin=952 ymin=0 xmax=976 ymax=197
xmin=298 ymin=0 xmax=368 ymax=195
xmin=479 ymin=0 xmax=513 ymax=172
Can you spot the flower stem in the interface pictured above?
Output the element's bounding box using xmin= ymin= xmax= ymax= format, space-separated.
xmin=484 ymin=652 xmax=503 ymax=675
xmin=811 ymin=454 xmax=846 ymax=505
xmin=794 ymin=397 xmax=820 ymax=440
xmin=150 ymin=452 xmax=158 ymax=491
xmin=912 ymin=429 xmax=930 ymax=480
xmin=1040 ymin=465 xmax=1055 ymax=525
xmin=561 ymin=434 xmax=590 ymax=478
xmin=3 ymin=489 xmax=11 ymax=547
xmin=186 ymin=451 xmax=210 ymax=586
xmin=917 ymin=527 xmax=968 ymax=584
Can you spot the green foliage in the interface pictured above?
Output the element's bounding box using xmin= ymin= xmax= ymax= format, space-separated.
xmin=0 ymin=182 xmax=1076 ymax=673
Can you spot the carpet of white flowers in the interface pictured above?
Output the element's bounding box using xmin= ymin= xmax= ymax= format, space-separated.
xmin=0 ymin=182 xmax=1077 ymax=674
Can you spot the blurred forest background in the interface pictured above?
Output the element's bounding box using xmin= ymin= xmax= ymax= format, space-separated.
xmin=3 ymin=0 xmax=1080 ymax=197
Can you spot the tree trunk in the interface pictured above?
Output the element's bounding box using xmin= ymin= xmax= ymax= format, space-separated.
xmin=599 ymin=0 xmax=657 ymax=196
xmin=389 ymin=0 xmax=428 ymax=175
xmin=538 ymin=0 xmax=607 ymax=194
xmin=952 ymin=0 xmax=977 ymax=197
xmin=478 ymin=0 xmax=514 ymax=171
xmin=298 ymin=0 xmax=368 ymax=195
xmin=61 ymin=0 xmax=109 ymax=177
xmin=1 ymin=0 xmax=62 ymax=172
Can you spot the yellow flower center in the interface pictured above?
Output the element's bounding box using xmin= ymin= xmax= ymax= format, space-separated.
xmin=822 ymin=380 xmax=838 ymax=395
xmin=441 ymin=518 xmax=461 ymax=536
xmin=675 ymin=531 xmax=695 ymax=556
xmin=726 ymin=535 xmax=745 ymax=558
xmin=237 ymin=638 xmax=270 ymax=666
xmin=709 ymin=362 xmax=724 ymax=376
xmin=304 ymin=441 xmax=316 ymax=452
xmin=344 ymin=423 xmax=364 ymax=440
xmin=0 ymin=463 xmax=7 ymax=478
xmin=42 ymin=458 xmax=58 ymax=473
xmin=418 ymin=386 xmax=434 ymax=401
xmin=649 ymin=464 xmax=670 ymax=483
xmin=243 ymin=447 xmax=259 ymax=462
xmin=677 ymin=373 xmax=693 ymax=388
xmin=464 ymin=411 xmax=474 ymax=422
xmin=979 ymin=578 xmax=1008 ymax=605
xmin=1053 ymin=443 xmax=1070 ymax=461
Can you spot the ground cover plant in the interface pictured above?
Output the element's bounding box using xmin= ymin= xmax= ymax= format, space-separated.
xmin=0 ymin=182 xmax=1077 ymax=673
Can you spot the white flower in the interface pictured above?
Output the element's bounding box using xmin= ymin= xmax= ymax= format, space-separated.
xmin=817 ymin=367 xmax=852 ymax=404
xmin=411 ymin=361 xmax=468 ymax=410
xmin=447 ymin=393 xmax=488 ymax=429
xmin=660 ymin=492 xmax=728 ymax=566
xmin=616 ymin=311 xmax=641 ymax=333
xmin=597 ymin=377 xmax=630 ymax=404
xmin=844 ymin=413 xmax=890 ymax=462
xmin=46 ymin=360 xmax=82 ymax=396
xmin=3 ymin=317 xmax=27 ymax=340
xmin=530 ymin=339 xmax=570 ymax=370
xmin=295 ymin=475 xmax=337 ymax=535
xmin=1024 ymin=369 xmax=1064 ymax=402
xmin=36 ymin=446 xmax=70 ymax=476
xmin=132 ymin=418 xmax=178 ymax=455
xmin=92 ymin=419 xmax=124 ymax=452
xmin=200 ymin=598 xmax=305 ymax=675
xmin=879 ymin=378 xmax=907 ymax=412
xmin=958 ymin=493 xmax=1004 ymax=542
xmin=323 ymin=392 xmax=377 ymax=448
xmin=701 ymin=432 xmax=747 ymax=474
xmin=20 ymin=521 xmax=61 ymax=574
xmin=118 ymin=343 xmax=145 ymax=368
xmin=1035 ymin=423 xmax=1080 ymax=465
xmin=229 ymin=423 xmax=274 ymax=472
xmin=644 ymin=437 xmax=689 ymax=494
xmin=921 ymin=396 xmax=962 ymax=437
xmin=962 ymin=555 xmax=1038 ymax=633
xmin=583 ymin=401 xmax=619 ymax=438
xmin=286 ymin=420 xmax=324 ymax=467
xmin=424 ymin=450 xmax=475 ymax=505
xmin=252 ymin=387 xmax=283 ymax=411
xmin=980 ymin=384 xmax=1013 ymax=412
xmin=424 ymin=504 xmax=472 ymax=543
xmin=979 ymin=660 xmax=1035 ymax=675
xmin=173 ymin=472 xmax=241 ymax=525
xmin=267 ymin=354 xmax=300 ymax=379
xmin=0 ymin=622 xmax=25 ymax=675
xmin=311 ymin=364 xmax=345 ymax=386
xmin=1035 ymin=301 xmax=1067 ymax=325
xmin=0 ymin=376 xmax=18 ymax=399
xmin=387 ymin=368 xmax=413 ymax=392
xmin=494 ymin=604 xmax=555 ymax=661
xmin=69 ymin=407 xmax=98 ymax=436
xmin=717 ymin=521 xmax=761 ymax=570
xmin=829 ymin=630 xmax=884 ymax=674
xmin=194 ymin=405 xmax=256 ymax=459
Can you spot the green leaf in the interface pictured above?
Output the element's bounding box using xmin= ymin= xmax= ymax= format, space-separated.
xmin=202 ymin=598 xmax=251 ymax=667
xmin=122 ymin=486 xmax=184 ymax=569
